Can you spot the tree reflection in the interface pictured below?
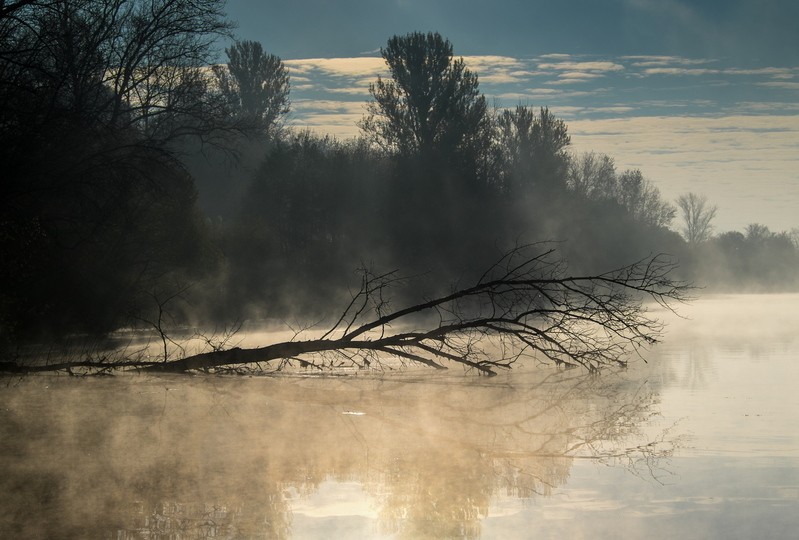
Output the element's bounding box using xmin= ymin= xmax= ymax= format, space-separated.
xmin=0 ymin=370 xmax=677 ymax=538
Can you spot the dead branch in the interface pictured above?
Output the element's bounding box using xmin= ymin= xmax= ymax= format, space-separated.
xmin=1 ymin=244 xmax=690 ymax=376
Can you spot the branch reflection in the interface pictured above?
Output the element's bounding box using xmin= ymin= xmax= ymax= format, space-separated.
xmin=0 ymin=369 xmax=678 ymax=538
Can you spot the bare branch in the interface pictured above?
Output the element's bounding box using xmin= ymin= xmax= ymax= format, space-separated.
xmin=2 ymin=245 xmax=691 ymax=376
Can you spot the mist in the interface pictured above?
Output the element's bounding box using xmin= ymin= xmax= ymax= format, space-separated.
xmin=2 ymin=4 xmax=799 ymax=538
xmin=2 ymin=8 xmax=796 ymax=343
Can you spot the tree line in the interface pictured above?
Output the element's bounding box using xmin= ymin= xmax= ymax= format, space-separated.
xmin=1 ymin=4 xmax=795 ymax=347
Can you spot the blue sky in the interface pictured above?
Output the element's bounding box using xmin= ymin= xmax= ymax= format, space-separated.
xmin=223 ymin=0 xmax=799 ymax=233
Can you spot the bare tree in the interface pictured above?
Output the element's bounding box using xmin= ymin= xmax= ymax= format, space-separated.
xmin=2 ymin=245 xmax=689 ymax=376
xmin=616 ymin=170 xmax=676 ymax=229
xmin=0 ymin=0 xmax=245 ymax=152
xmin=677 ymin=192 xmax=717 ymax=246
xmin=567 ymin=152 xmax=616 ymax=199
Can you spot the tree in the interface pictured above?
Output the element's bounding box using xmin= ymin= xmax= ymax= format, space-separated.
xmin=213 ymin=40 xmax=290 ymax=139
xmin=567 ymin=152 xmax=616 ymax=200
xmin=677 ymin=193 xmax=717 ymax=246
xmin=496 ymin=105 xmax=571 ymax=195
xmin=744 ymin=223 xmax=771 ymax=244
xmin=359 ymin=32 xmax=491 ymax=166
xmin=0 ymin=0 xmax=243 ymax=149
xmin=2 ymin=245 xmax=689 ymax=375
xmin=0 ymin=0 xmax=239 ymax=338
xmin=790 ymin=227 xmax=799 ymax=250
xmin=615 ymin=170 xmax=675 ymax=229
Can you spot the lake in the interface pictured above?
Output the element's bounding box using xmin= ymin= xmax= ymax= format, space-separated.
xmin=1 ymin=294 xmax=797 ymax=539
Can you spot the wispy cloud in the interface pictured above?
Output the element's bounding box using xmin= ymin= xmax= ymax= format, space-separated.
xmin=644 ymin=67 xmax=719 ymax=76
xmin=568 ymin=114 xmax=799 ymax=231
xmin=622 ymin=55 xmax=712 ymax=67
xmin=539 ymin=61 xmax=625 ymax=73
xmin=463 ymin=56 xmax=525 ymax=70
xmin=559 ymin=72 xmax=605 ymax=80
xmin=757 ymin=81 xmax=799 ymax=90
xmin=545 ymin=71 xmax=605 ymax=85
xmin=724 ymin=67 xmax=797 ymax=77
xmin=292 ymin=100 xmax=366 ymax=115
xmin=285 ymin=57 xmax=387 ymax=78
xmin=326 ymin=86 xmax=372 ymax=96
xmin=463 ymin=56 xmax=535 ymax=84
xmin=538 ymin=53 xmax=573 ymax=60
xmin=494 ymin=88 xmax=595 ymax=103
xmin=641 ymin=66 xmax=799 ymax=78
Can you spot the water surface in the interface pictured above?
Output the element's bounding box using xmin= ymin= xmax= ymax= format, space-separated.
xmin=1 ymin=294 xmax=797 ymax=538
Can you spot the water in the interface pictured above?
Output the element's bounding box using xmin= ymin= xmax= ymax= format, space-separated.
xmin=1 ymin=294 xmax=797 ymax=539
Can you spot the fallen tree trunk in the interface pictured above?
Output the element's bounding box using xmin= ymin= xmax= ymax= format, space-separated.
xmin=2 ymin=245 xmax=691 ymax=376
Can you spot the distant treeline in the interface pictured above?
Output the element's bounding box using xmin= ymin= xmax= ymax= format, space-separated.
xmin=1 ymin=3 xmax=796 ymax=343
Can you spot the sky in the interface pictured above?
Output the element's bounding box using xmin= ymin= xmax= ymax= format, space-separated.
xmin=223 ymin=0 xmax=799 ymax=233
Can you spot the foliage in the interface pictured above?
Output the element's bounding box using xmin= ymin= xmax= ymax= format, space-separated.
xmin=360 ymin=31 xmax=492 ymax=175
xmin=497 ymin=106 xmax=571 ymax=196
xmin=213 ymin=39 xmax=290 ymax=139
xmin=0 ymin=0 xmax=239 ymax=338
xmin=696 ymin=224 xmax=799 ymax=290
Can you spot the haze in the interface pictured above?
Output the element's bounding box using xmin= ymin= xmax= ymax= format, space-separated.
xmin=227 ymin=0 xmax=799 ymax=233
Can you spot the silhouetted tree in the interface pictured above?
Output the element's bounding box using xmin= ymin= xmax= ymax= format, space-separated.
xmin=567 ymin=152 xmax=616 ymax=199
xmin=790 ymin=228 xmax=799 ymax=250
xmin=358 ymin=32 xmax=498 ymax=278
xmin=213 ymin=40 xmax=290 ymax=139
xmin=224 ymin=131 xmax=391 ymax=318
xmin=615 ymin=170 xmax=675 ymax=229
xmin=0 ymin=0 xmax=240 ymax=338
xmin=497 ymin=106 xmax=570 ymax=196
xmin=677 ymin=193 xmax=717 ymax=246
xmin=360 ymin=32 xmax=491 ymax=169
xmin=700 ymin=224 xmax=799 ymax=289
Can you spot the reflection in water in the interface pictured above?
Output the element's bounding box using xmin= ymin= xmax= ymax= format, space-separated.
xmin=0 ymin=368 xmax=672 ymax=539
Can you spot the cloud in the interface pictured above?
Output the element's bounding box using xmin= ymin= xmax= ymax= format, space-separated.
xmin=493 ymin=88 xmax=595 ymax=104
xmin=539 ymin=61 xmax=625 ymax=73
xmin=641 ymin=66 xmax=799 ymax=78
xmin=462 ymin=56 xmax=536 ymax=85
xmin=284 ymin=57 xmax=387 ymax=78
xmin=644 ymin=67 xmax=719 ymax=76
xmin=538 ymin=53 xmax=573 ymax=60
xmin=568 ymin=114 xmax=799 ymax=231
xmin=496 ymin=89 xmax=558 ymax=100
xmin=559 ymin=72 xmax=605 ymax=80
xmin=463 ymin=55 xmax=525 ymax=70
xmin=533 ymin=105 xmax=638 ymax=117
xmin=326 ymin=86 xmax=372 ymax=96
xmin=622 ymin=55 xmax=712 ymax=67
xmin=545 ymin=71 xmax=605 ymax=85
xmin=292 ymin=100 xmax=366 ymax=114
xmin=757 ymin=81 xmax=799 ymax=90
xmin=723 ymin=67 xmax=797 ymax=77
xmin=733 ymin=101 xmax=799 ymax=113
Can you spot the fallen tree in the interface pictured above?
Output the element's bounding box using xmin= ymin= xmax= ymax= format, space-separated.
xmin=1 ymin=245 xmax=690 ymax=376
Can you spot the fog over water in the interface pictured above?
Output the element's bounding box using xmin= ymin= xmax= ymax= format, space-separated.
xmin=2 ymin=4 xmax=798 ymax=538
xmin=2 ymin=294 xmax=797 ymax=539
